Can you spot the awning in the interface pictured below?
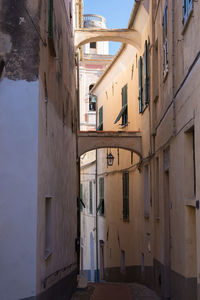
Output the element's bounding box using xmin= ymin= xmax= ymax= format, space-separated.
xmin=114 ymin=104 xmax=127 ymax=124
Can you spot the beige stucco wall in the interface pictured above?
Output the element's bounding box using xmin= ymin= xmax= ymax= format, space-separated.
xmin=36 ymin=0 xmax=78 ymax=294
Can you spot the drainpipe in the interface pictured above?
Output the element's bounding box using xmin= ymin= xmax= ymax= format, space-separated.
xmin=76 ymin=50 xmax=81 ymax=274
xmin=172 ymin=0 xmax=176 ymax=135
xmin=95 ymin=148 xmax=99 ymax=282
xmin=95 ymin=96 xmax=99 ymax=282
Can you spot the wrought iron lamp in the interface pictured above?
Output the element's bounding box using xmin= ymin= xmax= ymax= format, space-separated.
xmin=106 ymin=152 xmax=114 ymax=166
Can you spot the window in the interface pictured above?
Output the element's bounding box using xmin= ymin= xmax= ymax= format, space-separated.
xmin=48 ymin=0 xmax=56 ymax=56
xmin=45 ymin=197 xmax=52 ymax=259
xmin=89 ymin=181 xmax=93 ymax=214
xmin=97 ymin=106 xmax=103 ymax=131
xmin=90 ymin=42 xmax=96 ymax=49
xmin=80 ymin=183 xmax=83 ymax=211
xmin=139 ymin=40 xmax=149 ymax=113
xmin=155 ymin=157 xmax=160 ymax=219
xmin=163 ymin=4 xmax=168 ymax=77
xmin=99 ymin=177 xmax=104 ymax=216
xmin=184 ymin=126 xmax=196 ymax=198
xmin=183 ymin=0 xmax=193 ymax=26
xmin=89 ymin=84 xmax=96 ymax=111
xmin=114 ymin=84 xmax=128 ymax=126
xmin=144 ymin=165 xmax=150 ymax=217
xmin=121 ymin=250 xmax=126 ymax=273
xmin=123 ymin=172 xmax=129 ymax=221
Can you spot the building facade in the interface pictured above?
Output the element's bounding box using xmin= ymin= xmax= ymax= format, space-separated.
xmin=0 ymin=1 xmax=78 ymax=299
xmin=91 ymin=0 xmax=200 ymax=299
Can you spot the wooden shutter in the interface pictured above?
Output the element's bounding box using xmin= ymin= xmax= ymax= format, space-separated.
xmin=99 ymin=177 xmax=104 ymax=215
xmin=98 ymin=106 xmax=103 ymax=130
xmin=122 ymin=85 xmax=127 ymax=106
xmin=80 ymin=183 xmax=83 ymax=211
xmin=123 ymin=172 xmax=129 ymax=220
xmin=89 ymin=181 xmax=93 ymax=214
xmin=48 ymin=0 xmax=53 ymax=39
xmin=144 ymin=40 xmax=148 ymax=105
xmin=139 ymin=56 xmax=143 ymax=113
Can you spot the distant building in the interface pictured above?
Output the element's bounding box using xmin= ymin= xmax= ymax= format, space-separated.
xmin=79 ymin=14 xmax=113 ymax=281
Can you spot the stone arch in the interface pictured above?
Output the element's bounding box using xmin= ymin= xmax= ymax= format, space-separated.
xmin=78 ymin=131 xmax=142 ymax=158
xmin=75 ymin=29 xmax=141 ymax=50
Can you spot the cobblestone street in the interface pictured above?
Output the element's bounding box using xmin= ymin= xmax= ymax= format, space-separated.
xmin=71 ymin=282 xmax=160 ymax=300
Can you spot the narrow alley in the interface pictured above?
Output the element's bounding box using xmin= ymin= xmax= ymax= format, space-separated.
xmin=0 ymin=0 xmax=200 ymax=300
xmin=71 ymin=282 xmax=160 ymax=300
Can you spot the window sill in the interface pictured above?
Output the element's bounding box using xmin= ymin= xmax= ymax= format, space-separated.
xmin=123 ymin=218 xmax=129 ymax=223
xmin=185 ymin=197 xmax=196 ymax=208
xmin=121 ymin=123 xmax=128 ymax=128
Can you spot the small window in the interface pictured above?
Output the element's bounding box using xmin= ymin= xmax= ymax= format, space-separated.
xmin=121 ymin=250 xmax=126 ymax=273
xmin=183 ymin=0 xmax=193 ymax=26
xmin=45 ymin=197 xmax=52 ymax=259
xmin=97 ymin=106 xmax=103 ymax=131
xmin=80 ymin=183 xmax=84 ymax=211
xmin=139 ymin=40 xmax=150 ymax=113
xmin=144 ymin=165 xmax=150 ymax=217
xmin=89 ymin=181 xmax=93 ymax=214
xmin=99 ymin=177 xmax=104 ymax=216
xmin=123 ymin=172 xmax=129 ymax=221
xmin=184 ymin=126 xmax=196 ymax=198
xmin=114 ymin=85 xmax=128 ymax=126
xmin=162 ymin=4 xmax=168 ymax=77
xmin=89 ymin=84 xmax=96 ymax=111
xmin=90 ymin=42 xmax=96 ymax=49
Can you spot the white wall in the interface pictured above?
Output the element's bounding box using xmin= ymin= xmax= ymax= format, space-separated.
xmin=0 ymin=78 xmax=39 ymax=300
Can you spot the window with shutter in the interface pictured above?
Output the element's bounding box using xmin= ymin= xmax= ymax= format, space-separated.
xmin=97 ymin=106 xmax=103 ymax=131
xmin=89 ymin=181 xmax=93 ymax=214
xmin=114 ymin=85 xmax=128 ymax=126
xmin=183 ymin=0 xmax=193 ymax=26
xmin=163 ymin=4 xmax=168 ymax=77
xmin=80 ymin=183 xmax=83 ymax=211
xmin=99 ymin=177 xmax=104 ymax=216
xmin=144 ymin=40 xmax=149 ymax=105
xmin=123 ymin=172 xmax=129 ymax=221
xmin=139 ymin=56 xmax=143 ymax=113
xmin=48 ymin=0 xmax=56 ymax=57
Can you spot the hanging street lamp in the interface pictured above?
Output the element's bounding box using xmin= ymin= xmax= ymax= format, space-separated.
xmin=106 ymin=152 xmax=114 ymax=166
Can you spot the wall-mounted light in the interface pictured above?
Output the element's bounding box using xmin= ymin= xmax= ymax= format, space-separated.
xmin=106 ymin=152 xmax=114 ymax=166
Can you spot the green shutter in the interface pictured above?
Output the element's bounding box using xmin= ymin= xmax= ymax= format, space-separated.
xmin=48 ymin=0 xmax=53 ymax=39
xmin=99 ymin=177 xmax=104 ymax=216
xmin=144 ymin=40 xmax=148 ymax=105
xmin=97 ymin=106 xmax=103 ymax=131
xmin=122 ymin=85 xmax=127 ymax=106
xmin=80 ymin=183 xmax=83 ymax=211
xmin=123 ymin=172 xmax=129 ymax=220
xmin=89 ymin=181 xmax=93 ymax=214
xmin=139 ymin=56 xmax=143 ymax=113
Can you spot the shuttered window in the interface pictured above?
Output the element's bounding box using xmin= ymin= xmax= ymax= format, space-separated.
xmin=48 ymin=0 xmax=53 ymax=39
xmin=123 ymin=172 xmax=129 ymax=221
xmin=114 ymin=84 xmax=128 ymax=126
xmin=48 ymin=0 xmax=56 ymax=57
xmin=183 ymin=0 xmax=193 ymax=25
xmin=97 ymin=106 xmax=103 ymax=131
xmin=99 ymin=177 xmax=104 ymax=216
xmin=80 ymin=183 xmax=83 ymax=211
xmin=139 ymin=56 xmax=143 ymax=113
xmin=163 ymin=4 xmax=168 ymax=77
xmin=89 ymin=181 xmax=93 ymax=214
xmin=144 ymin=40 xmax=149 ymax=105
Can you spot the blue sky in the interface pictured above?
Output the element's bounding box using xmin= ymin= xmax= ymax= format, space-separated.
xmin=83 ymin=0 xmax=135 ymax=54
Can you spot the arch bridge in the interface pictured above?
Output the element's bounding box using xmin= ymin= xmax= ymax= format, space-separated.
xmin=74 ymin=28 xmax=141 ymax=50
xmin=78 ymin=131 xmax=142 ymax=158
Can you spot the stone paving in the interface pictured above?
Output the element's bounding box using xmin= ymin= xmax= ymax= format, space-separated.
xmin=71 ymin=282 xmax=161 ymax=300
